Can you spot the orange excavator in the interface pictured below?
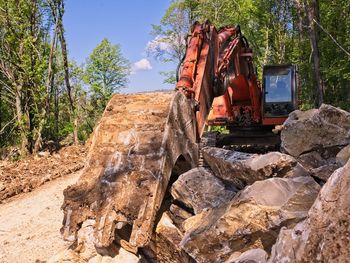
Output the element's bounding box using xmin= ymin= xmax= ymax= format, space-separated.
xmin=60 ymin=21 xmax=299 ymax=256
xmin=176 ymin=21 xmax=298 ymax=148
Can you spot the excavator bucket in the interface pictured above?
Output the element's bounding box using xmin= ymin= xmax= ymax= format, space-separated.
xmin=61 ymin=91 xmax=198 ymax=251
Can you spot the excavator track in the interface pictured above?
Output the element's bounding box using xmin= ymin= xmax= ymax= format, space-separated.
xmin=61 ymin=91 xmax=198 ymax=252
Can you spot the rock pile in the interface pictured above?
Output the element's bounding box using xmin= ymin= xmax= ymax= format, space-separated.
xmin=50 ymin=104 xmax=350 ymax=262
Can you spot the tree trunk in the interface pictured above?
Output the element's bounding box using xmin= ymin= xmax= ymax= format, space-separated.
xmin=33 ymin=12 xmax=58 ymax=154
xmin=263 ymin=28 xmax=269 ymax=65
xmin=15 ymin=85 xmax=28 ymax=156
xmin=0 ymin=84 xmax=2 ymax=132
xmin=304 ymin=0 xmax=324 ymax=107
xmin=56 ymin=0 xmax=78 ymax=144
xmin=53 ymin=74 xmax=59 ymax=139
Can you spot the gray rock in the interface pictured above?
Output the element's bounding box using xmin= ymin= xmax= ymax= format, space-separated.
xmin=298 ymin=151 xmax=327 ymax=169
xmin=225 ymin=249 xmax=267 ymax=263
xmin=168 ymin=204 xmax=193 ymax=232
xmin=148 ymin=212 xmax=193 ymax=263
xmin=49 ymin=220 xmax=141 ymax=263
xmin=281 ymin=104 xmax=350 ymax=157
xmin=171 ymin=167 xmax=236 ymax=214
xmin=203 ymin=147 xmax=309 ymax=189
xmin=269 ymin=159 xmax=350 ymax=263
xmin=180 ymin=176 xmax=320 ymax=263
xmin=310 ymin=163 xmax=340 ymax=182
xmin=336 ymin=144 xmax=350 ymax=166
xmin=88 ymin=249 xmax=140 ymax=263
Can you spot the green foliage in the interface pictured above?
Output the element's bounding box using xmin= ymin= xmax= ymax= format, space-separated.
xmin=84 ymin=38 xmax=130 ymax=111
xmin=159 ymin=71 xmax=177 ymax=84
xmin=0 ymin=2 xmax=130 ymax=154
xmin=147 ymin=0 xmax=195 ymax=84
xmin=207 ymin=125 xmax=229 ymax=134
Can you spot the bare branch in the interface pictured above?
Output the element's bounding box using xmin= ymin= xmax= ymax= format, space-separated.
xmin=0 ymin=115 xmax=17 ymax=135
xmin=313 ymin=18 xmax=350 ymax=57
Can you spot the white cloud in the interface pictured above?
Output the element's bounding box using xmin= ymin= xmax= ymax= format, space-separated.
xmin=132 ymin=58 xmax=152 ymax=74
xmin=146 ymin=35 xmax=172 ymax=54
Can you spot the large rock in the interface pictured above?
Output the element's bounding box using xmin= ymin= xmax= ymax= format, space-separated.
xmin=310 ymin=163 xmax=340 ymax=182
xmin=203 ymin=147 xmax=308 ymax=189
xmin=281 ymin=104 xmax=350 ymax=157
xmin=225 ymin=249 xmax=268 ymax=263
xmin=180 ymin=176 xmax=320 ymax=263
xmin=88 ymin=249 xmax=140 ymax=263
xmin=49 ymin=220 xmax=141 ymax=263
xmin=144 ymin=212 xmax=193 ymax=263
xmin=171 ymin=167 xmax=236 ymax=214
xmin=268 ymin=159 xmax=350 ymax=263
xmin=336 ymin=144 xmax=350 ymax=166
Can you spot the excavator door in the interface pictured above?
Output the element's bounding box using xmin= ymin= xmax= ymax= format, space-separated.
xmin=262 ymin=64 xmax=298 ymax=125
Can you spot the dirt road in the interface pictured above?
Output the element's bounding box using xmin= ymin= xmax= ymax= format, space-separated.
xmin=0 ymin=172 xmax=80 ymax=263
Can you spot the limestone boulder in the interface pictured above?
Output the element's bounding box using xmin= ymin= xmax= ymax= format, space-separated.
xmin=88 ymin=249 xmax=140 ymax=263
xmin=310 ymin=163 xmax=340 ymax=182
xmin=281 ymin=104 xmax=350 ymax=157
xmin=168 ymin=204 xmax=193 ymax=232
xmin=49 ymin=220 xmax=142 ymax=263
xmin=268 ymin=159 xmax=350 ymax=263
xmin=225 ymin=249 xmax=268 ymax=263
xmin=171 ymin=167 xmax=236 ymax=214
xmin=297 ymin=151 xmax=328 ymax=169
xmin=180 ymin=176 xmax=320 ymax=263
xmin=143 ymin=212 xmax=193 ymax=263
xmin=203 ymin=147 xmax=308 ymax=189
xmin=336 ymin=144 xmax=350 ymax=166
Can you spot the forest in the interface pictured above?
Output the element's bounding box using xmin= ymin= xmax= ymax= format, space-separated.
xmin=0 ymin=0 xmax=349 ymax=157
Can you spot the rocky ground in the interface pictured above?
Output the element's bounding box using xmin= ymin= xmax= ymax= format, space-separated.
xmin=1 ymin=94 xmax=350 ymax=263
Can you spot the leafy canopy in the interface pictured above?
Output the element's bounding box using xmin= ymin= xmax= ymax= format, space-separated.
xmin=84 ymin=38 xmax=130 ymax=100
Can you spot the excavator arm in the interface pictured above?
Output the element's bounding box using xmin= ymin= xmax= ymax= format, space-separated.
xmin=176 ymin=21 xmax=262 ymax=139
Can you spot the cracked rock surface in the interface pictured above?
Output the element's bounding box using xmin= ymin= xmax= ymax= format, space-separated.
xmin=268 ymin=159 xmax=350 ymax=263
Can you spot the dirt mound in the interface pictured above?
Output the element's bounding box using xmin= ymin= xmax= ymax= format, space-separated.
xmin=0 ymin=145 xmax=87 ymax=203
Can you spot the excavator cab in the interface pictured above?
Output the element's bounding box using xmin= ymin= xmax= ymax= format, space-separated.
xmin=262 ymin=64 xmax=298 ymax=125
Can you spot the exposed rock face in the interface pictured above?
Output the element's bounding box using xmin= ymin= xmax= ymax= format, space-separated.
xmin=171 ymin=167 xmax=236 ymax=214
xmin=281 ymin=104 xmax=350 ymax=157
xmin=61 ymin=92 xmax=198 ymax=251
xmin=203 ymin=147 xmax=308 ymax=189
xmin=268 ymin=159 xmax=350 ymax=263
xmin=180 ymin=176 xmax=320 ymax=263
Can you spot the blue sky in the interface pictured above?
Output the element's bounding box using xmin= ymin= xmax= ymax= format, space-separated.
xmin=63 ymin=0 xmax=175 ymax=93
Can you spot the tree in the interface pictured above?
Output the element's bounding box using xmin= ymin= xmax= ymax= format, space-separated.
xmin=147 ymin=0 xmax=197 ymax=84
xmin=300 ymin=0 xmax=324 ymax=107
xmin=0 ymin=0 xmax=51 ymax=155
xmin=84 ymin=38 xmax=130 ymax=111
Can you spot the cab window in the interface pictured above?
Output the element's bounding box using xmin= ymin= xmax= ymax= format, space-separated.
xmin=264 ymin=68 xmax=292 ymax=103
